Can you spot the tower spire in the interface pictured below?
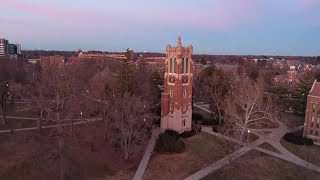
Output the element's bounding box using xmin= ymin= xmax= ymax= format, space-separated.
xmin=177 ymin=36 xmax=182 ymax=46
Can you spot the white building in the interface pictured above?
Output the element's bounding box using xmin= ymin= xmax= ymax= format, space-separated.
xmin=0 ymin=38 xmax=9 ymax=56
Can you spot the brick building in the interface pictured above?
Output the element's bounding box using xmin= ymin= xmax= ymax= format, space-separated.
xmin=40 ymin=55 xmax=66 ymax=68
xmin=161 ymin=36 xmax=193 ymax=132
xmin=303 ymin=80 xmax=320 ymax=145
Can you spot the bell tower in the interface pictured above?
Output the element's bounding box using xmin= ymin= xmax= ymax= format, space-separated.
xmin=161 ymin=36 xmax=193 ymax=132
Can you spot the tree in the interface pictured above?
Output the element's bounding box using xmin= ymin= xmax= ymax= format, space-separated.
xmin=15 ymin=62 xmax=52 ymax=132
xmin=0 ymin=59 xmax=16 ymax=125
xmin=0 ymin=82 xmax=9 ymax=125
xmin=200 ymin=57 xmax=206 ymax=65
xmin=202 ymin=68 xmax=232 ymax=124
xmin=223 ymin=77 xmax=280 ymax=140
xmin=107 ymin=94 xmax=154 ymax=159
xmin=85 ymin=66 xmax=116 ymax=140
xmin=112 ymin=49 xmax=137 ymax=95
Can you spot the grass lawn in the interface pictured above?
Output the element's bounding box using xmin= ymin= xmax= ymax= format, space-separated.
xmin=0 ymin=121 xmax=141 ymax=180
xmin=4 ymin=103 xmax=37 ymax=118
xmin=280 ymin=112 xmax=304 ymax=128
xmin=202 ymin=150 xmax=320 ymax=180
xmin=143 ymin=132 xmax=238 ymax=180
xmin=258 ymin=142 xmax=281 ymax=153
xmin=281 ymin=138 xmax=320 ymax=167
xmin=193 ymin=107 xmax=212 ymax=119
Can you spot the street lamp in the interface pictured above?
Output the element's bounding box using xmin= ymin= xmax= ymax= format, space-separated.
xmin=80 ymin=112 xmax=83 ymax=120
xmin=247 ymin=129 xmax=251 ymax=142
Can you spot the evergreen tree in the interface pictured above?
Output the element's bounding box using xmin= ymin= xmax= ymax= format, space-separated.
xmin=113 ymin=48 xmax=137 ymax=95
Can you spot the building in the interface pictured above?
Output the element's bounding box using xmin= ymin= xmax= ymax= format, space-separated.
xmin=303 ymin=80 xmax=320 ymax=145
xmin=40 ymin=55 xmax=65 ymax=68
xmin=287 ymin=66 xmax=298 ymax=82
xmin=77 ymin=49 xmax=126 ymax=60
xmin=161 ymin=36 xmax=193 ymax=132
xmin=8 ymin=44 xmax=21 ymax=55
xmin=8 ymin=44 xmax=18 ymax=55
xmin=0 ymin=38 xmax=9 ymax=57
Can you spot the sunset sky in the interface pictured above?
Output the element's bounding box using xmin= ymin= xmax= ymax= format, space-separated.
xmin=1 ymin=0 xmax=320 ymax=55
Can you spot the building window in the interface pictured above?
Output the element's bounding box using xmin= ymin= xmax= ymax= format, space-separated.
xmin=183 ymin=90 xmax=187 ymax=98
xmin=186 ymin=58 xmax=189 ymax=73
xmin=182 ymin=120 xmax=186 ymax=127
xmin=170 ymin=90 xmax=173 ymax=98
xmin=182 ymin=58 xmax=185 ymax=73
xmin=170 ymin=58 xmax=173 ymax=73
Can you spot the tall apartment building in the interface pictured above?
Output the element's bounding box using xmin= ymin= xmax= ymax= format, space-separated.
xmin=303 ymin=80 xmax=320 ymax=145
xmin=0 ymin=38 xmax=9 ymax=56
xmin=161 ymin=36 xmax=193 ymax=132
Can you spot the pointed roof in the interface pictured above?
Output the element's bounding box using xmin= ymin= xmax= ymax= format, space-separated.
xmin=177 ymin=36 xmax=182 ymax=46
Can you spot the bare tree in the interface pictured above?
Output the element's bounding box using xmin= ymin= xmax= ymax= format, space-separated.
xmin=108 ymin=94 xmax=154 ymax=160
xmin=223 ymin=77 xmax=280 ymax=141
xmin=0 ymin=59 xmax=16 ymax=125
xmin=203 ymin=69 xmax=232 ymax=124
xmin=84 ymin=66 xmax=115 ymax=141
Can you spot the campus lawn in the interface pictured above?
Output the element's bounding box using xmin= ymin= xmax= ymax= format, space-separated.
xmin=0 ymin=121 xmax=141 ymax=180
xmin=280 ymin=112 xmax=304 ymax=128
xmin=202 ymin=150 xmax=320 ymax=180
xmin=143 ymin=132 xmax=238 ymax=180
xmin=281 ymin=138 xmax=320 ymax=167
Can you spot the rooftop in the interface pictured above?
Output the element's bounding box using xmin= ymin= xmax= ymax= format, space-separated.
xmin=309 ymin=80 xmax=320 ymax=96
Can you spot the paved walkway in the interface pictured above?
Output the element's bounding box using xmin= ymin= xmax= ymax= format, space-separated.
xmin=133 ymin=128 xmax=160 ymax=180
xmin=184 ymin=123 xmax=320 ymax=180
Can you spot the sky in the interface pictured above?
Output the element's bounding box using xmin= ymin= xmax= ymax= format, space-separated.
xmin=0 ymin=0 xmax=320 ymax=56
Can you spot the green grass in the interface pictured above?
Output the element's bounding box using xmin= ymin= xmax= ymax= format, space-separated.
xmin=202 ymin=150 xmax=320 ymax=180
xmin=0 ymin=118 xmax=37 ymax=130
xmin=193 ymin=107 xmax=212 ymax=120
xmin=143 ymin=132 xmax=238 ymax=180
xmin=281 ymin=138 xmax=320 ymax=167
xmin=280 ymin=112 xmax=304 ymax=128
xmin=258 ymin=142 xmax=281 ymax=153
xmin=0 ymin=161 xmax=33 ymax=180
xmin=186 ymin=132 xmax=236 ymax=163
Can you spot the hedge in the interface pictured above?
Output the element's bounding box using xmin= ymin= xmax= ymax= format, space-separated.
xmin=283 ymin=132 xmax=314 ymax=145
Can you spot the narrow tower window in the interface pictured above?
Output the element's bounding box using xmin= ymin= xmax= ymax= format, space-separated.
xmin=170 ymin=58 xmax=173 ymax=73
xmin=182 ymin=58 xmax=185 ymax=73
xmin=182 ymin=120 xmax=186 ymax=127
xmin=174 ymin=58 xmax=177 ymax=73
xmin=186 ymin=58 xmax=189 ymax=73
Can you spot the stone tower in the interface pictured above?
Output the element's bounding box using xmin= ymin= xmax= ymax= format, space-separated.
xmin=161 ymin=36 xmax=193 ymax=132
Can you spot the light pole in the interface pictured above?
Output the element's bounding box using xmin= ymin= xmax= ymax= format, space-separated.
xmin=247 ymin=129 xmax=250 ymax=142
xmin=80 ymin=112 xmax=83 ymax=120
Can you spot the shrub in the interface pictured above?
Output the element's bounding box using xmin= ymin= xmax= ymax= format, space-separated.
xmin=155 ymin=133 xmax=185 ymax=153
xmin=164 ymin=129 xmax=180 ymax=139
xmin=192 ymin=113 xmax=203 ymax=120
xmin=212 ymin=126 xmax=218 ymax=133
xmin=180 ymin=130 xmax=196 ymax=138
xmin=284 ymin=132 xmax=314 ymax=145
